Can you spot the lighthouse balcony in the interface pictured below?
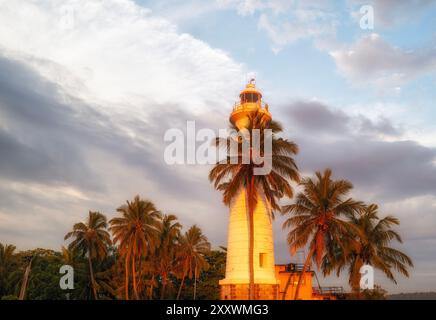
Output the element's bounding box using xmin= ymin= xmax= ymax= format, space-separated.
xmin=230 ymin=101 xmax=272 ymax=128
xmin=232 ymin=100 xmax=270 ymax=113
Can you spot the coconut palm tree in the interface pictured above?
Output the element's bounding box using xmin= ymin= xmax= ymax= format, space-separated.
xmin=209 ymin=111 xmax=300 ymax=299
xmin=176 ymin=225 xmax=211 ymax=300
xmin=61 ymin=245 xmax=91 ymax=299
xmin=64 ymin=211 xmax=112 ymax=300
xmin=0 ymin=244 xmax=17 ymax=297
xmin=155 ymin=214 xmax=182 ymax=299
xmin=61 ymin=245 xmax=83 ymax=269
xmin=323 ymin=204 xmax=413 ymax=295
xmin=109 ymin=195 xmax=161 ymax=300
xmin=281 ymin=169 xmax=364 ymax=300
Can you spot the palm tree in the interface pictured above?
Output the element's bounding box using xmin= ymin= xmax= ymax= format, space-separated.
xmin=64 ymin=211 xmax=112 ymax=300
xmin=109 ymin=195 xmax=161 ymax=300
xmin=61 ymin=245 xmax=89 ymax=299
xmin=281 ymin=169 xmax=364 ymax=300
xmin=155 ymin=214 xmax=182 ymax=299
xmin=176 ymin=225 xmax=211 ymax=300
xmin=0 ymin=244 xmax=17 ymax=297
xmin=323 ymin=204 xmax=413 ymax=295
xmin=61 ymin=245 xmax=82 ymax=269
xmin=209 ymin=111 xmax=300 ymax=299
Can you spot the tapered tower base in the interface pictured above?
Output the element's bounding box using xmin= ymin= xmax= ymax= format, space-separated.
xmin=219 ymin=186 xmax=279 ymax=300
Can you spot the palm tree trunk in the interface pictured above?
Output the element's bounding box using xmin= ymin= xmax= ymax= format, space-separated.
xmin=149 ymin=275 xmax=155 ymax=300
xmin=248 ymin=207 xmax=255 ymax=300
xmin=137 ymin=258 xmax=143 ymax=297
xmin=132 ymin=258 xmax=139 ymax=300
xmin=160 ymin=274 xmax=167 ymax=300
xmin=125 ymin=255 xmax=129 ymax=300
xmin=193 ymin=264 xmax=198 ymax=300
xmin=19 ymin=257 xmax=33 ymax=300
xmin=87 ymin=254 xmax=98 ymax=300
xmin=294 ymin=246 xmax=315 ymax=300
xmin=177 ymin=273 xmax=186 ymax=300
xmin=351 ymin=259 xmax=364 ymax=299
xmin=247 ymin=176 xmax=256 ymax=300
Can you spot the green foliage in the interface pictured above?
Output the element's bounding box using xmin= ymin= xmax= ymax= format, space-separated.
xmin=0 ymin=243 xmax=18 ymax=297
xmin=361 ymin=285 xmax=388 ymax=300
xmin=24 ymin=251 xmax=65 ymax=300
xmin=1 ymin=295 xmax=18 ymax=300
xmin=0 ymin=199 xmax=216 ymax=300
xmin=194 ymin=249 xmax=226 ymax=300
xmin=2 ymin=249 xmax=66 ymax=300
xmin=174 ymin=248 xmax=225 ymax=300
xmin=1 ymin=185 xmax=411 ymax=301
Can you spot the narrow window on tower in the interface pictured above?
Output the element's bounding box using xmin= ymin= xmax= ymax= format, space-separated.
xmin=259 ymin=253 xmax=266 ymax=268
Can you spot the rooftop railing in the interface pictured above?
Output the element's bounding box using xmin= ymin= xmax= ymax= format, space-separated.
xmin=282 ymin=263 xmax=310 ymax=272
xmin=312 ymin=286 xmax=345 ymax=295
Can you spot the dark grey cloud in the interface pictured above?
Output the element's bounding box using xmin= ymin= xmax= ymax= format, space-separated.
xmin=281 ymin=101 xmax=436 ymax=200
xmin=276 ymin=100 xmax=436 ymax=292
xmin=299 ymin=136 xmax=436 ymax=199
xmin=0 ymin=56 xmax=103 ymax=190
xmin=0 ymin=54 xmax=218 ymax=200
xmin=285 ymin=100 xmax=402 ymax=137
xmin=287 ymin=100 xmax=350 ymax=134
xmin=0 ymin=53 xmax=226 ymax=251
xmin=358 ymin=115 xmax=401 ymax=136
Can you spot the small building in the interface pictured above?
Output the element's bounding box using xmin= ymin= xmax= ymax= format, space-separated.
xmin=275 ymin=263 xmax=346 ymax=300
xmin=221 ymin=262 xmax=346 ymax=300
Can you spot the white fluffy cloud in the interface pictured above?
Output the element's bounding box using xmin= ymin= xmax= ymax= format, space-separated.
xmin=330 ymin=33 xmax=436 ymax=87
xmin=0 ymin=0 xmax=246 ymax=115
xmin=0 ymin=0 xmax=252 ymax=249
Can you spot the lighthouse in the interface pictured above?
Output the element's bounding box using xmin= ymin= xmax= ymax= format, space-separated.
xmin=219 ymin=80 xmax=279 ymax=300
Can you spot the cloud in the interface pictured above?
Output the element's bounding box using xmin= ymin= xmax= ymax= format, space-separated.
xmin=218 ymin=0 xmax=338 ymax=52
xmin=330 ymin=33 xmax=436 ymax=88
xmin=300 ymin=137 xmax=436 ymax=200
xmin=0 ymin=0 xmax=246 ymax=114
xmin=286 ymin=100 xmax=350 ymax=134
xmin=143 ymin=0 xmax=222 ymax=25
xmin=0 ymin=55 xmax=102 ymax=191
xmin=257 ymin=12 xmax=336 ymax=53
xmin=350 ymin=0 xmax=436 ymax=27
xmin=282 ymin=100 xmax=436 ymax=200
xmin=286 ymin=100 xmax=402 ymax=137
xmin=276 ymin=100 xmax=436 ymax=291
xmin=0 ymin=51 xmax=229 ymax=250
xmin=0 ymin=0 xmax=248 ymax=250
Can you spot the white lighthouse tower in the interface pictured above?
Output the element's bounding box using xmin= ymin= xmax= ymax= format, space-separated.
xmin=219 ymin=81 xmax=279 ymax=300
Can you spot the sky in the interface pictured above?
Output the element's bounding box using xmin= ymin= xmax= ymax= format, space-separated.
xmin=0 ymin=0 xmax=436 ymax=294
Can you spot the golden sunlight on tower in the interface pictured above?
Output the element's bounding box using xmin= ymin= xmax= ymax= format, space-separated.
xmin=229 ymin=79 xmax=271 ymax=130
xmin=219 ymin=81 xmax=342 ymax=300
xmin=220 ymin=80 xmax=279 ymax=300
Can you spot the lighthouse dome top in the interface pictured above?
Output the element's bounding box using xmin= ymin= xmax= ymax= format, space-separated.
xmin=239 ymin=79 xmax=262 ymax=100
xmin=230 ymin=79 xmax=271 ymax=129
